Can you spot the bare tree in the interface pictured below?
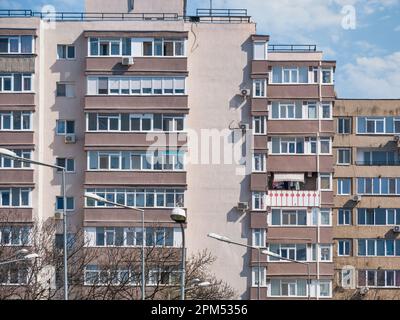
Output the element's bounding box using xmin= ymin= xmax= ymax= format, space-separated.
xmin=0 ymin=215 xmax=235 ymax=300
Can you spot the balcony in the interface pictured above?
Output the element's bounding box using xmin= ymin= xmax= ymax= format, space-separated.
xmin=0 ymin=169 xmax=34 ymax=186
xmin=266 ymin=190 xmax=320 ymax=207
xmin=83 ymin=208 xmax=185 ymax=227
xmin=0 ymin=208 xmax=33 ymax=222
xmin=84 ymin=95 xmax=189 ymax=112
xmin=85 ymin=171 xmax=187 ymax=187
xmin=0 ymin=93 xmax=35 ymax=107
xmin=0 ymin=132 xmax=34 ymax=147
xmin=268 ymin=155 xmax=333 ymax=172
xmin=86 ymin=57 xmax=187 ymax=74
xmin=356 ymin=161 xmax=400 ymax=166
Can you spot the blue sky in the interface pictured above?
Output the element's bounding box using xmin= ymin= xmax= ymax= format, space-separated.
xmin=1 ymin=0 xmax=399 ymax=98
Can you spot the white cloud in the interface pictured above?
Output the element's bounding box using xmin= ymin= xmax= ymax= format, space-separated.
xmin=338 ymin=52 xmax=400 ymax=98
xmin=395 ymin=25 xmax=400 ymax=31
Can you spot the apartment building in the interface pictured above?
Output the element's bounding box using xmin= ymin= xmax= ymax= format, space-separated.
xmin=0 ymin=0 xmax=256 ymax=297
xmin=333 ymin=99 xmax=400 ymax=300
xmin=248 ymin=40 xmax=336 ymax=299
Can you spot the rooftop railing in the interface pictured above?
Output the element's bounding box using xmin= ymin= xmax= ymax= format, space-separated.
xmin=0 ymin=9 xmax=251 ymax=23
xmin=269 ymin=44 xmax=317 ymax=52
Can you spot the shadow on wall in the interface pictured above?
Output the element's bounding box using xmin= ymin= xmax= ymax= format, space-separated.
xmin=225 ymin=36 xmax=255 ymax=300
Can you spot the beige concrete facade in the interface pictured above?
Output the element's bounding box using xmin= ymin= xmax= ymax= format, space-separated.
xmin=333 ymin=99 xmax=400 ymax=300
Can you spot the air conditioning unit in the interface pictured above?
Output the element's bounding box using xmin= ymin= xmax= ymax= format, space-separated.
xmin=394 ymin=134 xmax=400 ymax=142
xmin=54 ymin=211 xmax=63 ymax=220
xmin=359 ymin=287 xmax=369 ymax=295
xmin=241 ymin=89 xmax=251 ymax=97
xmin=64 ymin=134 xmax=76 ymax=144
xmin=393 ymin=226 xmax=400 ymax=233
xmin=352 ymin=195 xmax=362 ymax=202
xmin=236 ymin=202 xmax=249 ymax=211
xmin=121 ymin=56 xmax=134 ymax=66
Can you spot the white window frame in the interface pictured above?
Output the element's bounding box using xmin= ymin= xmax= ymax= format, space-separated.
xmin=338 ymin=209 xmax=352 ymax=226
xmin=337 ymin=148 xmax=351 ymax=165
xmin=252 ymin=153 xmax=266 ymax=173
xmin=321 ymin=68 xmax=334 ymax=85
xmin=252 ymin=192 xmax=266 ymax=211
xmin=282 ymin=67 xmax=299 ymax=84
xmin=253 ymin=79 xmax=266 ymax=98
xmin=320 ymin=102 xmax=332 ymax=120
xmin=338 ymin=240 xmax=351 ymax=257
xmin=251 ymin=267 xmax=266 ymax=287
xmin=337 ymin=178 xmax=352 ymax=195
xmin=57 ymin=44 xmax=76 ymax=60
xmin=252 ymin=228 xmax=266 ymax=248
xmin=253 ymin=116 xmax=267 ymax=135
xmin=319 ymin=173 xmax=332 ymax=191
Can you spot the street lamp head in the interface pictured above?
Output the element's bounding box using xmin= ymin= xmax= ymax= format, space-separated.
xmin=16 ymin=249 xmax=29 ymax=255
xmin=0 ymin=148 xmax=18 ymax=158
xmin=261 ymin=250 xmax=281 ymax=259
xmin=170 ymin=207 xmax=186 ymax=223
xmin=207 ymin=233 xmax=231 ymax=243
xmin=197 ymin=281 xmax=211 ymax=288
xmin=24 ymin=253 xmax=40 ymax=260
xmin=84 ymin=192 xmax=107 ymax=203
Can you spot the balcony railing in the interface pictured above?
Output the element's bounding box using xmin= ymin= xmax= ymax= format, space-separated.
xmin=356 ymin=161 xmax=400 ymax=166
xmin=0 ymin=9 xmax=251 ymax=23
xmin=266 ymin=190 xmax=320 ymax=207
xmin=268 ymin=44 xmax=317 ymax=52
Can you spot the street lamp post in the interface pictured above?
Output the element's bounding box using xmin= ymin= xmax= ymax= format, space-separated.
xmin=262 ymin=250 xmax=311 ymax=300
xmin=208 ymin=233 xmax=263 ymax=300
xmin=0 ymin=148 xmax=69 ymax=300
xmin=84 ymin=192 xmax=146 ymax=300
xmin=170 ymin=208 xmax=187 ymax=301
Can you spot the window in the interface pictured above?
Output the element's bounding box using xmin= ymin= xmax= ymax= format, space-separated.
xmin=270 ymin=279 xmax=307 ymax=297
xmin=0 ymin=226 xmax=31 ymax=246
xmin=88 ymin=151 xmax=184 ymax=172
xmin=319 ymin=174 xmax=332 ymax=191
xmin=253 ymin=154 xmax=266 ymax=172
xmin=0 ymin=74 xmax=32 ymax=92
xmin=283 ymin=68 xmax=298 ymax=83
xmin=338 ymin=209 xmax=352 ymax=225
xmin=87 ymin=77 xmax=186 ymax=96
xmin=271 ymin=209 xmax=307 ymax=226
xmin=253 ymin=42 xmax=266 ymax=60
xmin=252 ymin=267 xmax=266 ymax=287
xmin=57 ymin=45 xmax=75 ymax=59
xmin=0 ymin=150 xmax=31 ymax=169
xmin=307 ymin=102 xmax=317 ymax=119
xmin=56 ymin=82 xmax=75 ymax=97
xmin=85 ymin=188 xmax=184 ymax=209
xmin=0 ymin=188 xmax=30 ymax=207
xmin=0 ymin=112 xmax=31 ymax=131
xmin=358 ymin=239 xmax=400 ymax=257
xmin=320 ymin=245 xmax=332 ymax=261
xmin=87 ymin=113 xmax=185 ymax=133
xmin=338 ymin=240 xmax=351 ymax=256
xmin=319 ymin=209 xmax=331 ymax=226
xmin=319 ymin=138 xmax=331 ymax=154
xmin=253 ymin=116 xmax=266 ymax=135
xmin=367 ymin=118 xmax=385 ymax=134
xmin=252 ymin=192 xmax=266 ymax=211
xmin=338 ymin=118 xmax=351 ymax=134
xmin=56 ymin=197 xmax=74 ymax=211
xmin=361 ymin=150 xmax=397 ymax=166
xmin=56 ymin=158 xmax=75 ymax=173
xmin=322 ymin=68 xmax=333 ymax=84
xmin=338 ymin=178 xmax=351 ymax=195
xmin=337 ymin=149 xmax=351 ymax=165
xmin=0 ymin=36 xmax=33 ymax=54
xmin=357 ymin=177 xmax=400 ymax=195
xmin=253 ymin=79 xmax=266 ymax=98
xmin=56 ymin=120 xmax=75 ymax=135
xmin=358 ymin=270 xmax=400 ymax=288
xmin=321 ymin=103 xmax=332 ymax=119
xmin=358 ymin=208 xmax=400 ymax=226
xmin=268 ymin=244 xmax=307 ymax=262
xmin=252 ymin=229 xmax=266 ymax=247
xmin=271 ymin=137 xmax=305 ymax=155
